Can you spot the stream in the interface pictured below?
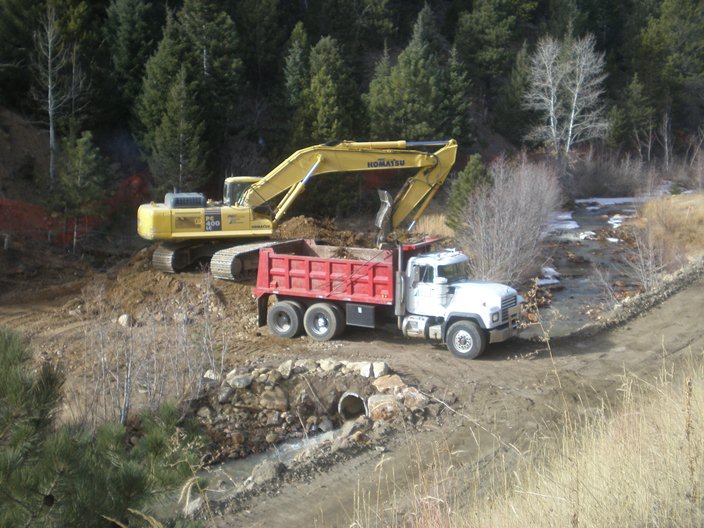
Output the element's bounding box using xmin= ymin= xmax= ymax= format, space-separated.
xmin=525 ymin=197 xmax=642 ymax=338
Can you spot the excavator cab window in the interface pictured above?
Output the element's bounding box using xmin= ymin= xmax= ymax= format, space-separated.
xmin=224 ymin=180 xmax=253 ymax=207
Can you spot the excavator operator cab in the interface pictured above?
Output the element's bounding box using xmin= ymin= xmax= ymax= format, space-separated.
xmin=223 ymin=176 xmax=262 ymax=206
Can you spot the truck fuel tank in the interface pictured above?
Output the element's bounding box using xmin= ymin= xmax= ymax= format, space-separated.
xmin=401 ymin=315 xmax=431 ymax=339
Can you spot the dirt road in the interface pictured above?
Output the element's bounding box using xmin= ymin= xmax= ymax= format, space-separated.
xmin=2 ymin=261 xmax=702 ymax=526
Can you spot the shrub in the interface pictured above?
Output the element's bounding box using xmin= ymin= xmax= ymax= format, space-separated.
xmin=454 ymin=156 xmax=562 ymax=284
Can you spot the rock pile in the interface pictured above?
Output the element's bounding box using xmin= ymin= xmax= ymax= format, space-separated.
xmin=194 ymin=358 xmax=432 ymax=462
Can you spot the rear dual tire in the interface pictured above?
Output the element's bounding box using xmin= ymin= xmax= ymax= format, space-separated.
xmin=267 ymin=300 xmax=304 ymax=338
xmin=303 ymin=303 xmax=345 ymax=341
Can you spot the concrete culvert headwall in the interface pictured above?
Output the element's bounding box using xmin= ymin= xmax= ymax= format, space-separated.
xmin=338 ymin=391 xmax=368 ymax=421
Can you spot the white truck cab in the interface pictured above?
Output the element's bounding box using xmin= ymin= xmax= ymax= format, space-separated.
xmin=400 ymin=250 xmax=522 ymax=358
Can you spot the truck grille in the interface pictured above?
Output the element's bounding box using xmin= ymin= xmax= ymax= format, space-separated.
xmin=501 ymin=295 xmax=517 ymax=322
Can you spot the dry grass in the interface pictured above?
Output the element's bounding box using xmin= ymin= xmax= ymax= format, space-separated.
xmin=350 ymin=439 xmax=457 ymax=528
xmin=352 ymin=352 xmax=704 ymax=528
xmin=413 ymin=213 xmax=454 ymax=239
xmin=464 ymin=357 xmax=704 ymax=528
xmin=638 ymin=192 xmax=704 ymax=259
xmin=621 ymin=192 xmax=704 ymax=291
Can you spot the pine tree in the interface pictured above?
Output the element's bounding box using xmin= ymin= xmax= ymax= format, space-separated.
xmin=442 ymin=46 xmax=474 ymax=145
xmin=0 ymin=329 xmax=65 ymax=527
xmin=0 ymin=329 xmax=204 ymax=527
xmin=284 ymin=22 xmax=310 ymax=110
xmin=56 ymin=130 xmax=110 ymax=252
xmin=136 ymin=0 xmax=241 ymax=181
xmin=0 ymin=0 xmax=42 ymax=107
xmin=494 ymin=42 xmax=533 ymax=144
xmin=57 ymin=130 xmax=109 ymax=215
xmin=135 ymin=9 xmax=180 ymax=151
xmin=104 ymin=0 xmax=156 ymax=121
xmin=150 ymin=67 xmax=209 ymax=194
xmin=177 ymin=0 xmax=241 ymax=135
xmin=446 ymin=154 xmax=491 ymax=231
xmin=234 ymin=0 xmax=284 ymax=93
xmin=306 ymin=36 xmax=357 ymax=142
xmin=455 ymin=0 xmax=517 ymax=94
xmin=365 ymin=47 xmax=395 ymax=138
xmin=638 ymin=0 xmax=704 ymax=131
xmin=366 ymin=3 xmax=445 ymax=139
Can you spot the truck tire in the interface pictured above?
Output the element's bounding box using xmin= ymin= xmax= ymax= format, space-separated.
xmin=304 ymin=303 xmax=343 ymax=341
xmin=329 ymin=304 xmax=346 ymax=338
xmin=268 ymin=300 xmax=304 ymax=338
xmin=446 ymin=320 xmax=486 ymax=359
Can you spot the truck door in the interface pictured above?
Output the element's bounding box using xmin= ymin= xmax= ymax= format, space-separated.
xmin=406 ymin=264 xmax=448 ymax=316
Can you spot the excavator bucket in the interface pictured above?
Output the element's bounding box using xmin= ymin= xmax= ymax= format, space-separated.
xmin=375 ymin=189 xmax=393 ymax=246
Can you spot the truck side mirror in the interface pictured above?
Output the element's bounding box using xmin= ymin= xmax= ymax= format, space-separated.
xmin=411 ymin=266 xmax=419 ymax=286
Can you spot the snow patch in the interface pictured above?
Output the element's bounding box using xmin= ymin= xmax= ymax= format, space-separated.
xmin=538 ymin=266 xmax=561 ymax=286
xmin=547 ymin=211 xmax=579 ymax=232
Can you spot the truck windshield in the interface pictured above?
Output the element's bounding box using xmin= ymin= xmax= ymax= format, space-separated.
xmin=437 ymin=262 xmax=468 ymax=283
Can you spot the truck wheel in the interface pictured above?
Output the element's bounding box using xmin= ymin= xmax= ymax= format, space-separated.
xmin=268 ymin=301 xmax=304 ymax=338
xmin=329 ymin=304 xmax=346 ymax=338
xmin=304 ymin=303 xmax=342 ymax=341
xmin=446 ymin=320 xmax=486 ymax=359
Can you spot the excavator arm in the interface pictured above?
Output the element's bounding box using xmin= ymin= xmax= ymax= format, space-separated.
xmin=238 ymin=139 xmax=458 ymax=230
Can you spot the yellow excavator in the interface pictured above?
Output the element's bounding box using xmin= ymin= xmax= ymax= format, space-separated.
xmin=137 ymin=139 xmax=457 ymax=280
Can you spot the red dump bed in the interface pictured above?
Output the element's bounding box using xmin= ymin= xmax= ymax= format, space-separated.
xmin=254 ymin=239 xmax=396 ymax=305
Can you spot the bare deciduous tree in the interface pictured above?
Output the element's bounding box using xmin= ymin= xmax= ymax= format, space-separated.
xmin=524 ymin=34 xmax=608 ymax=161
xmin=455 ymin=156 xmax=562 ymax=284
xmin=33 ymin=6 xmax=69 ymax=186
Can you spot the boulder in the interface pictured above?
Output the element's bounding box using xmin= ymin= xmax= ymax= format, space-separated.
xmin=367 ymin=394 xmax=401 ymax=421
xmin=358 ymin=362 xmax=373 ymax=378
xmin=294 ymin=359 xmax=316 ymax=372
xmin=372 ymin=361 xmax=389 ymax=378
xmin=217 ymin=384 xmax=235 ymax=404
xmin=372 ymin=374 xmax=406 ymax=393
xmin=117 ymin=314 xmax=133 ymax=327
xmin=278 ymin=359 xmax=294 ymax=379
xmin=250 ymin=459 xmax=286 ymax=485
xmin=318 ymin=358 xmax=340 ymax=372
xmin=203 ymin=369 xmax=220 ymax=381
xmin=226 ymin=371 xmax=254 ymax=389
xmin=196 ymin=406 xmax=212 ymax=421
xmin=260 ymin=386 xmax=289 ymax=412
xmin=230 ymin=431 xmax=245 ymax=446
xmin=401 ymin=386 xmax=429 ymax=411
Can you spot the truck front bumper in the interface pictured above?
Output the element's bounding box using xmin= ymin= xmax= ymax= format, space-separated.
xmin=488 ymin=305 xmax=521 ymax=344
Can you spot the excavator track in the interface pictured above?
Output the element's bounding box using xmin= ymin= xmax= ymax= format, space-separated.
xmin=210 ymin=239 xmax=303 ymax=281
xmin=152 ymin=244 xmax=188 ymax=273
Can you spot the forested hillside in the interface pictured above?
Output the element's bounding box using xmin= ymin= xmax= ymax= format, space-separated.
xmin=0 ymin=0 xmax=702 ymax=209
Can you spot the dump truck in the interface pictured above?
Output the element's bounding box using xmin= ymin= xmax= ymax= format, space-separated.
xmin=253 ymin=239 xmax=522 ymax=359
xmin=137 ymin=139 xmax=457 ymax=280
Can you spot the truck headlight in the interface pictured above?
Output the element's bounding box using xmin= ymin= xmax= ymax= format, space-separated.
xmin=491 ymin=312 xmax=499 ymax=323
